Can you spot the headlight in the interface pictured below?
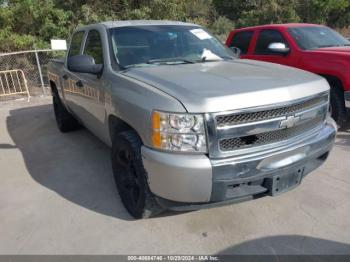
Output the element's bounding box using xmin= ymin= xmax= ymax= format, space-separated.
xmin=151 ymin=111 xmax=207 ymax=153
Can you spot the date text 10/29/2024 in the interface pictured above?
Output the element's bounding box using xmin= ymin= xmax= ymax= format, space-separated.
xmin=127 ymin=255 xmax=219 ymax=261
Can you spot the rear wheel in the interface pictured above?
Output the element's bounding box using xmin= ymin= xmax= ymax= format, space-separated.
xmin=111 ymin=131 xmax=163 ymax=219
xmin=52 ymin=91 xmax=81 ymax=132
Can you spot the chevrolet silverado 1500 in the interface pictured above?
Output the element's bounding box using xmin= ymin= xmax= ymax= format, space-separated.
xmin=48 ymin=21 xmax=336 ymax=219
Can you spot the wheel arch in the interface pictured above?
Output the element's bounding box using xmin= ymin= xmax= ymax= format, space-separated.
xmin=108 ymin=114 xmax=139 ymax=143
xmin=49 ymin=80 xmax=58 ymax=95
xmin=319 ymin=74 xmax=348 ymax=125
xmin=319 ymin=74 xmax=344 ymax=96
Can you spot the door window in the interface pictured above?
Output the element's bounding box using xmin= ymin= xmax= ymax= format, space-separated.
xmin=68 ymin=31 xmax=85 ymax=57
xmin=229 ymin=31 xmax=254 ymax=54
xmin=255 ymin=29 xmax=289 ymax=55
xmin=84 ymin=30 xmax=104 ymax=64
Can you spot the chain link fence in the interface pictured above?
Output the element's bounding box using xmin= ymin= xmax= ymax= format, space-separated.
xmin=0 ymin=49 xmax=65 ymax=99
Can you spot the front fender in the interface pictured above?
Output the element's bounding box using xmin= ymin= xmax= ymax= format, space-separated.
xmin=105 ymin=71 xmax=186 ymax=147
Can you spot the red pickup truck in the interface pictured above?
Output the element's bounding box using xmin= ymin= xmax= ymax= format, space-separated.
xmin=226 ymin=23 xmax=350 ymax=126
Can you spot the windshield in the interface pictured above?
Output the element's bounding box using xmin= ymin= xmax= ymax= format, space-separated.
xmin=109 ymin=25 xmax=233 ymax=68
xmin=288 ymin=26 xmax=350 ymax=50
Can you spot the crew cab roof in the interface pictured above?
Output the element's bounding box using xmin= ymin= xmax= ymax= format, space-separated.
xmin=234 ymin=23 xmax=324 ymax=31
xmin=100 ymin=20 xmax=198 ymax=28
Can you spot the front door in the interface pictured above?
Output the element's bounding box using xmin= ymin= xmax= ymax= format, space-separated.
xmin=245 ymin=29 xmax=294 ymax=66
xmin=75 ymin=29 xmax=108 ymax=142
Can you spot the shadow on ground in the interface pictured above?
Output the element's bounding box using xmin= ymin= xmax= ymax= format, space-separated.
xmin=6 ymin=104 xmax=134 ymax=221
xmin=217 ymin=235 xmax=350 ymax=256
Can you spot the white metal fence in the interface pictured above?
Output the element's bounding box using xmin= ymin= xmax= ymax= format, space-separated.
xmin=0 ymin=49 xmax=65 ymax=99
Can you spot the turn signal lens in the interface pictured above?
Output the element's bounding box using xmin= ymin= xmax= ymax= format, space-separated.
xmin=152 ymin=111 xmax=161 ymax=130
xmin=151 ymin=130 xmax=161 ymax=147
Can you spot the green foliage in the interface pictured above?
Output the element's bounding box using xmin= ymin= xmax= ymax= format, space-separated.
xmin=213 ymin=0 xmax=350 ymax=28
xmin=0 ymin=27 xmax=35 ymax=52
xmin=297 ymin=0 xmax=350 ymax=27
xmin=210 ymin=16 xmax=234 ymax=41
xmin=236 ymin=0 xmax=300 ymax=27
xmin=0 ymin=0 xmax=71 ymax=51
xmin=212 ymin=0 xmax=249 ymax=22
xmin=1 ymin=0 xmax=350 ymax=52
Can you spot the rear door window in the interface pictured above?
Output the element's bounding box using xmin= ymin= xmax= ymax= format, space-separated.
xmin=229 ymin=31 xmax=254 ymax=54
xmin=68 ymin=31 xmax=85 ymax=57
xmin=254 ymin=29 xmax=289 ymax=55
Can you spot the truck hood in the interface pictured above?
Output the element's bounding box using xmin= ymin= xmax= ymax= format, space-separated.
xmin=121 ymin=59 xmax=329 ymax=113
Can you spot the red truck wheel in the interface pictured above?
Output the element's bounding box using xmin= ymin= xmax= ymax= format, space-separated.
xmin=330 ymin=87 xmax=348 ymax=127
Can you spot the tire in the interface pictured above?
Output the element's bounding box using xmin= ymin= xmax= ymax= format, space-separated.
xmin=52 ymin=92 xmax=81 ymax=132
xmin=111 ymin=131 xmax=163 ymax=219
xmin=330 ymin=87 xmax=347 ymax=127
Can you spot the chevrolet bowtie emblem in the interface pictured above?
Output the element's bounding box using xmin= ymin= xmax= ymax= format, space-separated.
xmin=280 ymin=115 xmax=301 ymax=128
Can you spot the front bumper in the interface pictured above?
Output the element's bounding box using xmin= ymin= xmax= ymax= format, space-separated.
xmin=345 ymin=91 xmax=350 ymax=108
xmin=141 ymin=117 xmax=336 ymax=210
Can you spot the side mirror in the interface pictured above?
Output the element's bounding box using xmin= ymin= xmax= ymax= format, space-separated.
xmin=67 ymin=55 xmax=102 ymax=74
xmin=229 ymin=46 xmax=242 ymax=57
xmin=268 ymin=43 xmax=290 ymax=54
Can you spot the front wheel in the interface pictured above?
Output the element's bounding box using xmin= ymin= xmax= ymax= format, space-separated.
xmin=111 ymin=131 xmax=163 ymax=219
xmin=330 ymin=88 xmax=348 ymax=128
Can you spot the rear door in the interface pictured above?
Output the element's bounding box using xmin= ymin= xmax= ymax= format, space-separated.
xmin=227 ymin=30 xmax=254 ymax=59
xmin=245 ymin=29 xmax=294 ymax=66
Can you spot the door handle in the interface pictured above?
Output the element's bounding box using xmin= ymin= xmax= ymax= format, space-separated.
xmin=76 ymin=80 xmax=84 ymax=88
xmin=62 ymin=74 xmax=68 ymax=80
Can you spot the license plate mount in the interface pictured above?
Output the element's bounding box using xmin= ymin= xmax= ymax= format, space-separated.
xmin=265 ymin=167 xmax=304 ymax=196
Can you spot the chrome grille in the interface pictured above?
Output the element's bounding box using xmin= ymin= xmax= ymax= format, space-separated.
xmin=208 ymin=93 xmax=330 ymax=157
xmin=219 ymin=116 xmax=322 ymax=151
xmin=216 ymin=95 xmax=328 ymax=127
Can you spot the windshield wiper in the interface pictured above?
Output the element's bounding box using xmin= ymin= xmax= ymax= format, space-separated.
xmin=119 ymin=63 xmax=153 ymax=71
xmin=313 ymin=44 xmax=342 ymax=49
xmin=119 ymin=58 xmax=195 ymax=71
xmin=201 ymin=55 xmax=233 ymax=62
xmin=316 ymin=43 xmax=350 ymax=49
xmin=127 ymin=63 xmax=157 ymax=68
xmin=147 ymin=58 xmax=195 ymax=64
xmin=220 ymin=55 xmax=234 ymax=60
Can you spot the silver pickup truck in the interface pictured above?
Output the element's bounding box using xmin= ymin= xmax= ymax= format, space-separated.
xmin=48 ymin=20 xmax=336 ymax=219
